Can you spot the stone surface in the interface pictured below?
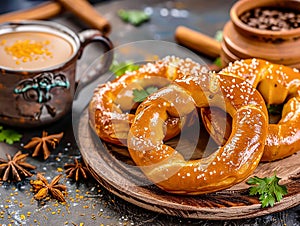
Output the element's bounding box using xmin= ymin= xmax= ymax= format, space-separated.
xmin=0 ymin=0 xmax=299 ymax=225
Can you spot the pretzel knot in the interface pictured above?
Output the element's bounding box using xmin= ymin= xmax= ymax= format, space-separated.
xmin=202 ymin=59 xmax=300 ymax=161
xmin=89 ymin=56 xmax=209 ymax=146
xmin=127 ymin=73 xmax=268 ymax=194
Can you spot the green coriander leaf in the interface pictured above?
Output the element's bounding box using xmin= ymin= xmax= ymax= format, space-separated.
xmin=133 ymin=89 xmax=149 ymax=102
xmin=0 ymin=128 xmax=22 ymax=144
xmin=247 ymin=173 xmax=288 ymax=208
xmin=118 ymin=9 xmax=150 ymax=26
xmin=212 ymin=30 xmax=223 ymax=68
xmin=247 ymin=176 xmax=262 ymax=185
xmin=267 ymin=104 xmax=283 ymax=115
xmin=213 ymin=57 xmax=222 ymax=67
xmin=109 ymin=60 xmax=140 ymax=77
xmin=133 ymin=86 xmax=158 ymax=102
xmin=249 ymin=184 xmax=262 ymax=196
xmin=145 ymin=86 xmax=158 ymax=95
xmin=214 ymin=30 xmax=223 ymax=42
xmin=261 ymin=192 xmax=275 ymax=208
xmin=275 ymin=184 xmax=288 ymax=201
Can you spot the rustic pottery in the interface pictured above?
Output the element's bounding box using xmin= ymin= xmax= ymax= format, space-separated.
xmin=221 ymin=0 xmax=300 ymax=68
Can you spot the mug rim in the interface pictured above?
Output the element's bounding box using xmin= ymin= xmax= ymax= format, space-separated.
xmin=0 ymin=20 xmax=81 ymax=74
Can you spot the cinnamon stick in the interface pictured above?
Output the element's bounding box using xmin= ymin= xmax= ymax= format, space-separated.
xmin=175 ymin=26 xmax=221 ymax=59
xmin=0 ymin=2 xmax=62 ymax=24
xmin=56 ymin=0 xmax=111 ymax=35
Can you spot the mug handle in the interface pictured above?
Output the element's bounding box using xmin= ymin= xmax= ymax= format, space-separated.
xmin=76 ymin=29 xmax=113 ymax=89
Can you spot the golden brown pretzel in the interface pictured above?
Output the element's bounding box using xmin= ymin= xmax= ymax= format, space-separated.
xmin=201 ymin=58 xmax=300 ymax=161
xmin=127 ymin=73 xmax=268 ymax=194
xmin=89 ymin=56 xmax=208 ymax=146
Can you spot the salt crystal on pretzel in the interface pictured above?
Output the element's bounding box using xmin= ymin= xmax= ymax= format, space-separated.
xmin=202 ymin=58 xmax=300 ymax=161
xmin=89 ymin=56 xmax=209 ymax=146
xmin=127 ymin=72 xmax=268 ymax=194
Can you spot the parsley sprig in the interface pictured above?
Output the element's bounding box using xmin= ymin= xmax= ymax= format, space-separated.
xmin=109 ymin=60 xmax=140 ymax=77
xmin=118 ymin=9 xmax=150 ymax=26
xmin=0 ymin=126 xmax=22 ymax=144
xmin=212 ymin=30 xmax=223 ymax=67
xmin=267 ymin=104 xmax=283 ymax=115
xmin=247 ymin=173 xmax=288 ymax=208
xmin=133 ymin=86 xmax=158 ymax=102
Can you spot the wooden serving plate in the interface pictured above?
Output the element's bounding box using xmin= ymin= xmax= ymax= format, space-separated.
xmin=77 ymin=109 xmax=300 ymax=220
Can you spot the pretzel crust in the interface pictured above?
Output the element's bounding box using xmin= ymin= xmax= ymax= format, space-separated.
xmin=202 ymin=59 xmax=300 ymax=161
xmin=127 ymin=73 xmax=268 ymax=194
xmin=89 ymin=56 xmax=209 ymax=146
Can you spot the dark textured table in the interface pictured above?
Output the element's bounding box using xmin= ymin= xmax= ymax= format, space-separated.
xmin=0 ymin=0 xmax=299 ymax=225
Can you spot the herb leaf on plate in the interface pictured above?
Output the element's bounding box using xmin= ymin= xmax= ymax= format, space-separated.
xmin=133 ymin=86 xmax=158 ymax=102
xmin=109 ymin=60 xmax=140 ymax=77
xmin=267 ymin=104 xmax=283 ymax=115
xmin=247 ymin=173 xmax=288 ymax=208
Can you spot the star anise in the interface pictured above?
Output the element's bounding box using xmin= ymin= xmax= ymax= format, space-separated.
xmin=64 ymin=158 xmax=89 ymax=181
xmin=30 ymin=172 xmax=67 ymax=202
xmin=0 ymin=151 xmax=36 ymax=182
xmin=23 ymin=131 xmax=64 ymax=160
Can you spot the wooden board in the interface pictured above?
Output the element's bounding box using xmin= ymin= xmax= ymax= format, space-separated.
xmin=77 ymin=109 xmax=300 ymax=220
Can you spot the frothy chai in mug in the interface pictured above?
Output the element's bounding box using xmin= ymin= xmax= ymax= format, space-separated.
xmin=0 ymin=31 xmax=73 ymax=70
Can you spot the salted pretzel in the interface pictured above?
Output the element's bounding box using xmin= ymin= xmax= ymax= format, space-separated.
xmin=201 ymin=58 xmax=300 ymax=161
xmin=127 ymin=73 xmax=268 ymax=194
xmin=89 ymin=56 xmax=209 ymax=146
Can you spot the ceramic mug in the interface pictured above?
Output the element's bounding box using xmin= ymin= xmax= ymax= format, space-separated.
xmin=0 ymin=20 xmax=113 ymax=127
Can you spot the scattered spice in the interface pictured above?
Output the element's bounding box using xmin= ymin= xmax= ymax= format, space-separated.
xmin=30 ymin=173 xmax=67 ymax=202
xmin=4 ymin=39 xmax=53 ymax=65
xmin=57 ymin=167 xmax=64 ymax=173
xmin=0 ymin=151 xmax=36 ymax=182
xmin=23 ymin=131 xmax=64 ymax=160
xmin=64 ymin=158 xmax=89 ymax=181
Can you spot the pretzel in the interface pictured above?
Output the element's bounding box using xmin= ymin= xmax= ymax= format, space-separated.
xmin=89 ymin=56 xmax=209 ymax=146
xmin=201 ymin=58 xmax=300 ymax=161
xmin=127 ymin=73 xmax=268 ymax=194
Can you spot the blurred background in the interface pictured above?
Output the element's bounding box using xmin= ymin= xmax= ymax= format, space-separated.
xmin=0 ymin=0 xmax=108 ymax=14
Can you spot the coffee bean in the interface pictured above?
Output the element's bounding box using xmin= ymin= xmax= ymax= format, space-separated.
xmin=239 ymin=7 xmax=300 ymax=31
